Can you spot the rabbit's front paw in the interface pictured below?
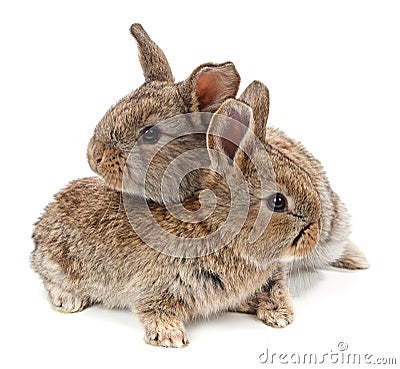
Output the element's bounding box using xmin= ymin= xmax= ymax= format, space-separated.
xmin=257 ymin=305 xmax=294 ymax=328
xmin=144 ymin=318 xmax=188 ymax=348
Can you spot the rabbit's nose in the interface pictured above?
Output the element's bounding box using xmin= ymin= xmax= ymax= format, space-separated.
xmin=87 ymin=138 xmax=105 ymax=173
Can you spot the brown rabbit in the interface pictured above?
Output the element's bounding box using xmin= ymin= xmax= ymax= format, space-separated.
xmin=31 ymin=82 xmax=323 ymax=347
xmin=87 ymin=23 xmax=240 ymax=204
xmin=86 ymin=24 xmax=367 ymax=271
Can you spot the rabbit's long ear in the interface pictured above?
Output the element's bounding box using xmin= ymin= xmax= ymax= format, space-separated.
xmin=239 ymin=80 xmax=270 ymax=140
xmin=207 ymin=99 xmax=253 ymax=168
xmin=179 ymin=62 xmax=240 ymax=113
xmin=130 ymin=23 xmax=174 ymax=83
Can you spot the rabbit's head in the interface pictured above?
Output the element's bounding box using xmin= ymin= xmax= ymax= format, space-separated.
xmin=205 ymin=81 xmax=322 ymax=264
xmin=87 ymin=24 xmax=240 ymax=203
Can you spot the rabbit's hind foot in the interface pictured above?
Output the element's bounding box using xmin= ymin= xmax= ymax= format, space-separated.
xmin=45 ymin=281 xmax=90 ymax=313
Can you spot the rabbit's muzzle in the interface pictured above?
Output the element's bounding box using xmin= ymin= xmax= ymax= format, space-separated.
xmin=87 ymin=137 xmax=105 ymax=173
xmin=87 ymin=137 xmax=126 ymax=190
xmin=285 ymin=190 xmax=322 ymax=259
xmin=290 ymin=221 xmax=321 ymax=258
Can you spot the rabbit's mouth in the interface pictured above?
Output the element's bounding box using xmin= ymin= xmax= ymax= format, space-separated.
xmin=290 ymin=221 xmax=321 ymax=258
xmin=87 ymin=137 xmax=126 ymax=191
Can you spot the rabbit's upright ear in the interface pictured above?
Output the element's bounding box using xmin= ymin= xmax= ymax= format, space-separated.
xmin=179 ymin=62 xmax=240 ymax=112
xmin=239 ymin=80 xmax=270 ymax=140
xmin=207 ymin=99 xmax=253 ymax=168
xmin=130 ymin=23 xmax=174 ymax=83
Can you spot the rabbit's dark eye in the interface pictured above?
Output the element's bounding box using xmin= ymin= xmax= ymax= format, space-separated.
xmin=266 ymin=193 xmax=288 ymax=212
xmin=141 ymin=125 xmax=160 ymax=144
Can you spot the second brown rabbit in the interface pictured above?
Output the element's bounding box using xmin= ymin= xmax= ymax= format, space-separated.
xmin=87 ymin=23 xmax=240 ymax=204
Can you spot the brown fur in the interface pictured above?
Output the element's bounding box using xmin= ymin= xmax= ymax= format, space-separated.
xmin=31 ymin=84 xmax=323 ymax=347
xmin=330 ymin=241 xmax=370 ymax=270
xmin=31 ymin=23 xmax=368 ymax=347
xmin=264 ymin=128 xmax=368 ymax=271
xmin=87 ymin=24 xmax=240 ymax=204
xmin=231 ymin=264 xmax=294 ymax=328
xmin=236 ymin=81 xmax=368 ymax=271
xmin=87 ymin=24 xmax=367 ymax=270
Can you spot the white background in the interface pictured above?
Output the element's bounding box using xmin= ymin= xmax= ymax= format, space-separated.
xmin=1 ymin=1 xmax=399 ymax=368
